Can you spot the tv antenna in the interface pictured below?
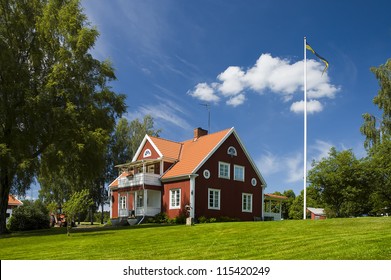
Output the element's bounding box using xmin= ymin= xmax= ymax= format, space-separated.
xmin=199 ymin=103 xmax=211 ymax=133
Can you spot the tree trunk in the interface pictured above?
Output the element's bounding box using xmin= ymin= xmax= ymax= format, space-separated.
xmin=0 ymin=170 xmax=11 ymax=235
xmin=90 ymin=206 xmax=94 ymax=225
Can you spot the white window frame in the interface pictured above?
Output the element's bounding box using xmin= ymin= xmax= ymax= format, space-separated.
xmin=227 ymin=146 xmax=237 ymax=156
xmin=242 ymin=193 xmax=253 ymax=213
xmin=208 ymin=188 xmax=221 ymax=210
xmin=169 ymin=189 xmax=181 ymax=209
xmin=218 ymin=161 xmax=230 ymax=179
xmin=234 ymin=165 xmax=245 ymax=182
xmin=119 ymin=195 xmax=127 ymax=210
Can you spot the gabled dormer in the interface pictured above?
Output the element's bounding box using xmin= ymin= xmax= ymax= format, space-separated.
xmin=110 ymin=135 xmax=182 ymax=189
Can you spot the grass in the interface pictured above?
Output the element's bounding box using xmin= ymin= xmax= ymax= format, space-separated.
xmin=1 ymin=217 xmax=391 ymax=260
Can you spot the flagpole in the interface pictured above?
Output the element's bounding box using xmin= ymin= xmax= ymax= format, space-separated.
xmin=303 ymin=36 xmax=307 ymax=220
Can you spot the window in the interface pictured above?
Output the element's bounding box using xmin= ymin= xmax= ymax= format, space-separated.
xmin=219 ymin=162 xmax=230 ymax=179
xmin=143 ymin=149 xmax=151 ymax=158
xmin=203 ymin=169 xmax=210 ymax=179
xmin=227 ymin=146 xmax=237 ymax=156
xmin=242 ymin=193 xmax=253 ymax=212
xmin=234 ymin=165 xmax=245 ymax=181
xmin=208 ymin=188 xmax=221 ymax=210
xmin=119 ymin=195 xmax=127 ymax=210
xmin=170 ymin=189 xmax=181 ymax=209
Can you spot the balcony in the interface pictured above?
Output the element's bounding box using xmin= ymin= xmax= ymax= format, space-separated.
xmin=118 ymin=173 xmax=161 ymax=188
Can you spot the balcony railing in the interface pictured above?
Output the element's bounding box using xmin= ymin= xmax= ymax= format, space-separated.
xmin=118 ymin=173 xmax=161 ymax=188
xmin=119 ymin=207 xmax=161 ymax=217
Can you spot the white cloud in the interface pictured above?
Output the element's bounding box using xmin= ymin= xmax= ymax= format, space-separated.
xmin=126 ymin=98 xmax=192 ymax=131
xmin=285 ymin=153 xmax=304 ymax=183
xmin=257 ymin=150 xmax=303 ymax=184
xmin=290 ymin=99 xmax=324 ymax=114
xmin=256 ymin=151 xmax=282 ymax=176
xmin=189 ymin=53 xmax=340 ymax=113
xmin=310 ymin=140 xmax=333 ymax=162
xmin=226 ymin=93 xmax=246 ymax=107
xmin=217 ymin=66 xmax=245 ymax=96
xmin=188 ymin=83 xmax=220 ymax=103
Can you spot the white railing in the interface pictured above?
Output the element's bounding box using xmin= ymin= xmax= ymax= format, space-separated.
xmin=264 ymin=212 xmax=282 ymax=221
xmin=119 ymin=209 xmax=128 ymax=217
xmin=135 ymin=207 xmax=161 ymax=217
xmin=118 ymin=173 xmax=161 ymax=188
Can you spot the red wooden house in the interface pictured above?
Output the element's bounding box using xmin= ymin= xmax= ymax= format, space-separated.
xmin=109 ymin=127 xmax=267 ymax=224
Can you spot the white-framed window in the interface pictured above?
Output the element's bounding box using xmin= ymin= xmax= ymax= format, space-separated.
xmin=227 ymin=146 xmax=237 ymax=156
xmin=143 ymin=149 xmax=151 ymax=158
xmin=120 ymin=195 xmax=127 ymax=209
xmin=170 ymin=189 xmax=181 ymax=209
xmin=208 ymin=188 xmax=221 ymax=210
xmin=234 ymin=165 xmax=245 ymax=182
xmin=242 ymin=193 xmax=253 ymax=213
xmin=219 ymin=161 xmax=230 ymax=179
xmin=203 ymin=169 xmax=210 ymax=179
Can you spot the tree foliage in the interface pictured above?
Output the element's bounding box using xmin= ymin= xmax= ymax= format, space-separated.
xmin=62 ymin=189 xmax=93 ymax=235
xmin=7 ymin=200 xmax=49 ymax=231
xmin=308 ymin=148 xmax=371 ymax=217
xmin=0 ymin=0 xmax=125 ymax=234
xmin=106 ymin=115 xmax=161 ymax=182
xmin=288 ymin=186 xmax=323 ymax=219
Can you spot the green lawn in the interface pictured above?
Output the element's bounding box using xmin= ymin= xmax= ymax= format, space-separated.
xmin=1 ymin=217 xmax=391 ymax=260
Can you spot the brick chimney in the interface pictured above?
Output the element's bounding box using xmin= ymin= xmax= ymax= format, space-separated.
xmin=194 ymin=127 xmax=208 ymax=139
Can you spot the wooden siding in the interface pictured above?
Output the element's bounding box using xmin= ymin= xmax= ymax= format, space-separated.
xmin=162 ymin=179 xmax=191 ymax=219
xmin=194 ymin=133 xmax=263 ymax=221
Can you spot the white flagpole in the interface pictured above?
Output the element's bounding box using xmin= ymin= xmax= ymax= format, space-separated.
xmin=303 ymin=36 xmax=307 ymax=220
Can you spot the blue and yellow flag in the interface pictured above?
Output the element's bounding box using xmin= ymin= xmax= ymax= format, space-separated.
xmin=306 ymin=42 xmax=329 ymax=75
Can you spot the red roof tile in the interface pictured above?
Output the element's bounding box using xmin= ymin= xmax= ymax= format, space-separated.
xmin=8 ymin=195 xmax=23 ymax=206
xmin=162 ymin=128 xmax=232 ymax=179
xmin=148 ymin=136 xmax=182 ymax=160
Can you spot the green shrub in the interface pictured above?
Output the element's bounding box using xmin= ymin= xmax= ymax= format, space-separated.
xmin=197 ymin=216 xmax=208 ymax=223
xmin=153 ymin=212 xmax=169 ymax=223
xmin=172 ymin=214 xmax=186 ymax=224
xmin=7 ymin=200 xmax=50 ymax=231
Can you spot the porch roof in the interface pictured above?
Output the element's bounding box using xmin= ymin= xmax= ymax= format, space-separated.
xmin=115 ymin=158 xmax=162 ymax=170
xmin=264 ymin=193 xmax=288 ymax=201
xmin=307 ymin=207 xmax=326 ymax=216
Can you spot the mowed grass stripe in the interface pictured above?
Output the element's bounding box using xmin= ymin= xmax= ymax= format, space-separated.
xmin=1 ymin=218 xmax=390 ymax=259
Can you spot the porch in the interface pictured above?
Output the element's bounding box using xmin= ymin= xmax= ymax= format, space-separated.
xmin=118 ymin=189 xmax=161 ymax=219
xmin=264 ymin=193 xmax=288 ymax=221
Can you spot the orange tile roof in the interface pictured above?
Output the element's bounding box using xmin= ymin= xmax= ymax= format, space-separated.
xmin=8 ymin=195 xmax=23 ymax=206
xmin=109 ymin=171 xmax=130 ymax=188
xmin=148 ymin=136 xmax=182 ymax=160
xmin=162 ymin=128 xmax=233 ymax=179
xmin=265 ymin=193 xmax=288 ymax=200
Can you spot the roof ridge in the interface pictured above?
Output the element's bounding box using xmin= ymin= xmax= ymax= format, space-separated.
xmin=181 ymin=127 xmax=233 ymax=143
xmin=148 ymin=135 xmax=181 ymax=145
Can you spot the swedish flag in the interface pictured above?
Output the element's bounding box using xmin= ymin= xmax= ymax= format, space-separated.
xmin=306 ymin=42 xmax=329 ymax=75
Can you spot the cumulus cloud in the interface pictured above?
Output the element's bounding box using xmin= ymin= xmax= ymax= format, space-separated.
xmin=290 ymin=99 xmax=324 ymax=114
xmin=188 ymin=53 xmax=340 ymax=113
xmin=188 ymin=83 xmax=220 ymax=103
xmin=226 ymin=93 xmax=246 ymax=107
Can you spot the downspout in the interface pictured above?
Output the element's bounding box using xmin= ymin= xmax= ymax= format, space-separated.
xmin=188 ymin=174 xmax=198 ymax=219
xmin=137 ymin=160 xmax=146 ymax=225
xmin=261 ymin=185 xmax=265 ymax=221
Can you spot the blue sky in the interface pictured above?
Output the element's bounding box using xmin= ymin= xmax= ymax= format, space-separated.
xmin=69 ymin=0 xmax=391 ymax=197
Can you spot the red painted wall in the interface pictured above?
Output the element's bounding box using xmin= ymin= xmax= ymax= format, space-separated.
xmin=162 ymin=180 xmax=190 ymax=219
xmin=136 ymin=141 xmax=160 ymax=160
xmin=111 ymin=190 xmax=118 ymax=218
xmin=194 ymin=133 xmax=263 ymax=221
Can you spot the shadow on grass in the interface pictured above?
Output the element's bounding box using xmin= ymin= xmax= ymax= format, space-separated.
xmin=0 ymin=223 xmax=182 ymax=239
